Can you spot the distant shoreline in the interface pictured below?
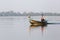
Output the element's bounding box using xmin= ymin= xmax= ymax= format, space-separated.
xmin=0 ymin=15 xmax=59 ymax=17
xmin=0 ymin=11 xmax=60 ymax=16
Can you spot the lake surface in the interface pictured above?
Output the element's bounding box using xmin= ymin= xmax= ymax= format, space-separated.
xmin=0 ymin=16 xmax=60 ymax=40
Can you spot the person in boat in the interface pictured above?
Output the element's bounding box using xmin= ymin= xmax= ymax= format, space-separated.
xmin=41 ymin=17 xmax=45 ymax=22
xmin=41 ymin=14 xmax=47 ymax=23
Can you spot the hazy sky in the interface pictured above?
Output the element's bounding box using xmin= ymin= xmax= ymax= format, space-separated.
xmin=0 ymin=0 xmax=60 ymax=13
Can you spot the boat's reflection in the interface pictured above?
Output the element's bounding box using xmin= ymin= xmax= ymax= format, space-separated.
xmin=29 ymin=24 xmax=47 ymax=35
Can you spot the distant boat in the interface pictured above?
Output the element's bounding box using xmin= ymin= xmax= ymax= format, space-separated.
xmin=28 ymin=14 xmax=47 ymax=26
xmin=30 ymin=20 xmax=47 ymax=26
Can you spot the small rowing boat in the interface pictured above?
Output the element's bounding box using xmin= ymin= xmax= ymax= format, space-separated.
xmin=28 ymin=14 xmax=47 ymax=26
xmin=30 ymin=20 xmax=47 ymax=26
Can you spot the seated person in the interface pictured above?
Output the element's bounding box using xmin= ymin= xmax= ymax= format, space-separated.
xmin=41 ymin=17 xmax=45 ymax=22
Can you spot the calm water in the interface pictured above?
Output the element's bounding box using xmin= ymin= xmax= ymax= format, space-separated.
xmin=0 ymin=16 xmax=60 ymax=40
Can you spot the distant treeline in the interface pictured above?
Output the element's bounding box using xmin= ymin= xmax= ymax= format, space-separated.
xmin=0 ymin=11 xmax=60 ymax=16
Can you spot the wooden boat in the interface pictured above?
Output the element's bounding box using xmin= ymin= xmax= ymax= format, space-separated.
xmin=28 ymin=14 xmax=47 ymax=26
xmin=30 ymin=20 xmax=47 ymax=26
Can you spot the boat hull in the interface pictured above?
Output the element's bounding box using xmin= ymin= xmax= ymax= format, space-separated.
xmin=30 ymin=20 xmax=47 ymax=26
